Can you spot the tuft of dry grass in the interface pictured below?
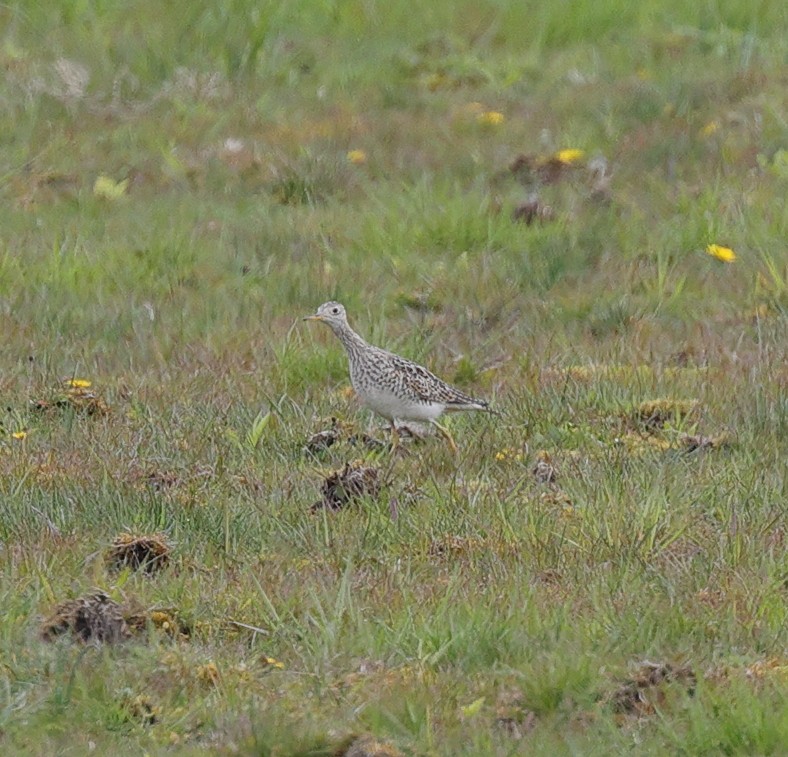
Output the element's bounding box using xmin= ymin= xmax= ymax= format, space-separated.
xmin=608 ymin=661 xmax=697 ymax=716
xmin=106 ymin=532 xmax=172 ymax=574
xmin=41 ymin=591 xmax=131 ymax=644
xmin=335 ymin=734 xmax=404 ymax=757
xmin=312 ymin=462 xmax=382 ymax=511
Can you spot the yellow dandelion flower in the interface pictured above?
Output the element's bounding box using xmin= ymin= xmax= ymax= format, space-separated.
xmin=11 ymin=431 xmax=28 ymax=440
xmin=555 ymin=148 xmax=585 ymax=165
xmin=93 ymin=175 xmax=129 ymax=200
xmin=263 ymin=656 xmax=285 ymax=669
xmin=706 ymin=244 xmax=736 ymax=263
xmin=700 ymin=121 xmax=719 ymax=138
xmin=347 ymin=149 xmax=367 ymax=165
xmin=65 ymin=378 xmax=92 ymax=388
xmin=477 ymin=111 xmax=505 ymax=126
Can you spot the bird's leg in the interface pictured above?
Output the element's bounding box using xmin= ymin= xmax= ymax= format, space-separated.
xmin=389 ymin=422 xmax=400 ymax=452
xmin=431 ymin=420 xmax=458 ymax=454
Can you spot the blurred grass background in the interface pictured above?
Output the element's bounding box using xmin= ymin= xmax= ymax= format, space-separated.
xmin=0 ymin=0 xmax=786 ymax=754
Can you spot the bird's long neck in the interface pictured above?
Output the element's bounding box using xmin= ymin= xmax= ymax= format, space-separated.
xmin=329 ymin=320 xmax=369 ymax=359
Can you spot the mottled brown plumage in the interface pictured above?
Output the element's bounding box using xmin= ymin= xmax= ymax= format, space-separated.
xmin=304 ymin=301 xmax=492 ymax=451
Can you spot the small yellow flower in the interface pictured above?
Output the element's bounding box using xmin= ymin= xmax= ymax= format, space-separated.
xmin=555 ymin=148 xmax=585 ymax=165
xmin=700 ymin=120 xmax=719 ymax=138
xmin=706 ymin=244 xmax=736 ymax=263
xmin=65 ymin=378 xmax=92 ymax=388
xmin=347 ymin=149 xmax=367 ymax=165
xmin=11 ymin=431 xmax=27 ymax=440
xmin=262 ymin=656 xmax=285 ymax=669
xmin=93 ymin=175 xmax=129 ymax=200
xmin=477 ymin=111 xmax=504 ymax=126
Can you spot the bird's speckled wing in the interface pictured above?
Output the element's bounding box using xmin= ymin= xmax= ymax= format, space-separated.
xmin=388 ymin=353 xmax=488 ymax=408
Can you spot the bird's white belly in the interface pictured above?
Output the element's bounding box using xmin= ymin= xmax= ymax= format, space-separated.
xmin=355 ymin=384 xmax=444 ymax=422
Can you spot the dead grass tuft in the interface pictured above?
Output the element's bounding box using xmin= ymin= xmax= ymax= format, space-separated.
xmin=121 ymin=692 xmax=160 ymax=726
xmin=334 ymin=733 xmax=403 ymax=757
xmin=312 ymin=462 xmax=382 ymax=511
xmin=678 ymin=432 xmax=730 ymax=452
xmin=512 ymin=198 xmax=555 ymax=225
xmin=495 ymin=710 xmax=537 ymax=739
xmin=304 ymin=418 xmax=388 ymax=455
xmin=31 ymin=381 xmax=110 ymax=417
xmin=510 ymin=154 xmax=579 ymax=186
xmin=106 ymin=532 xmax=171 ymax=574
xmin=532 ymin=450 xmax=558 ymax=483
xmin=41 ymin=590 xmax=131 ymax=644
xmin=609 ymin=661 xmax=696 ymax=716
xmin=428 ymin=534 xmax=488 ymax=558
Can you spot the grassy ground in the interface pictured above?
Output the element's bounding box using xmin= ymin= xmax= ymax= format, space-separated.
xmin=1 ymin=0 xmax=786 ymax=754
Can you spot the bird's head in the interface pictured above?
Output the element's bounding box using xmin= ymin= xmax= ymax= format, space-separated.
xmin=303 ymin=301 xmax=348 ymax=329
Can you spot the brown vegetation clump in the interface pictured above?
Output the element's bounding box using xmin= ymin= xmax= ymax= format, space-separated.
xmin=121 ymin=693 xmax=160 ymax=726
xmin=610 ymin=661 xmax=696 ymax=716
xmin=512 ymin=198 xmax=555 ymax=225
xmin=304 ymin=417 xmax=351 ymax=454
xmin=304 ymin=418 xmax=388 ymax=455
xmin=495 ymin=710 xmax=537 ymax=739
xmin=334 ymin=734 xmax=403 ymax=757
xmin=106 ymin=532 xmax=171 ymax=574
xmin=678 ymin=432 xmax=730 ymax=452
xmin=532 ymin=450 xmax=557 ymax=483
xmin=142 ymin=468 xmax=181 ymax=491
xmin=510 ymin=153 xmax=577 ymax=186
xmin=427 ymin=534 xmax=487 ymax=558
xmin=305 ymin=427 xmax=341 ymax=454
xmin=32 ymin=380 xmax=109 ymax=416
xmin=312 ymin=462 xmax=381 ymax=511
xmin=41 ymin=590 xmax=132 ymax=644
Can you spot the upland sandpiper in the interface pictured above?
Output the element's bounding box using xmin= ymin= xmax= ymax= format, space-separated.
xmin=304 ymin=301 xmax=493 ymax=452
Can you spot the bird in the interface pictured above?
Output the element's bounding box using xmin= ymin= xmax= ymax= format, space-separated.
xmin=303 ymin=301 xmax=493 ymax=453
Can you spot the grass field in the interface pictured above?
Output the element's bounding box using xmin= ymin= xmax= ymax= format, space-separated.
xmin=1 ymin=0 xmax=786 ymax=754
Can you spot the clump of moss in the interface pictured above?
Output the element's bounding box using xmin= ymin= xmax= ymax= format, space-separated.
xmin=634 ymin=399 xmax=698 ymax=430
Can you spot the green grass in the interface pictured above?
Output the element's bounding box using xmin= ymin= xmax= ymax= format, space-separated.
xmin=1 ymin=0 xmax=787 ymax=754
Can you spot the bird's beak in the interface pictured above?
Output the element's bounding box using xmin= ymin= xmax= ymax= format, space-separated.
xmin=303 ymin=314 xmax=322 ymax=322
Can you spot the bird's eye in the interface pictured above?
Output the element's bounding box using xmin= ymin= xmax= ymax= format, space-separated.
xmin=331 ymin=307 xmax=339 ymax=314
